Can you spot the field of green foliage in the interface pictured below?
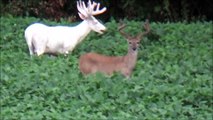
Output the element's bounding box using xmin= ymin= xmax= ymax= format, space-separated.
xmin=0 ymin=16 xmax=212 ymax=119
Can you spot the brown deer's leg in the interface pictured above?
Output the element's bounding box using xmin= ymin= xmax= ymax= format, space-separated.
xmin=121 ymin=68 xmax=131 ymax=78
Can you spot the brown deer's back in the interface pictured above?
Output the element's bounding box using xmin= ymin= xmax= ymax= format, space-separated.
xmin=79 ymin=53 xmax=125 ymax=75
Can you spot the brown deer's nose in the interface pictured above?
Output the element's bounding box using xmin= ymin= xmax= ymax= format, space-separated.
xmin=132 ymin=47 xmax=137 ymax=51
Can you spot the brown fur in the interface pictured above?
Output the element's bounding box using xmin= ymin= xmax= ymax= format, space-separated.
xmin=79 ymin=51 xmax=137 ymax=77
xmin=79 ymin=20 xmax=150 ymax=78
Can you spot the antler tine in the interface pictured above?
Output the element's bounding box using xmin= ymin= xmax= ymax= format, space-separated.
xmin=96 ymin=3 xmax=100 ymax=11
xmin=82 ymin=1 xmax=87 ymax=11
xmin=118 ymin=23 xmax=126 ymax=31
xmin=77 ymin=0 xmax=88 ymax=16
xmin=118 ymin=21 xmax=131 ymax=39
xmin=77 ymin=0 xmax=106 ymax=16
xmin=137 ymin=19 xmax=150 ymax=39
xmin=92 ymin=7 xmax=106 ymax=15
xmin=142 ymin=19 xmax=150 ymax=36
xmin=91 ymin=1 xmax=106 ymax=15
xmin=88 ymin=0 xmax=97 ymax=14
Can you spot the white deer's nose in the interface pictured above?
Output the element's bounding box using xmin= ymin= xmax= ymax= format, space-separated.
xmin=101 ymin=27 xmax=106 ymax=32
xmin=99 ymin=26 xmax=107 ymax=34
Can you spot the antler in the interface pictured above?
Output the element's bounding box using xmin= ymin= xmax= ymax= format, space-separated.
xmin=88 ymin=0 xmax=107 ymax=15
xmin=77 ymin=0 xmax=88 ymax=17
xmin=77 ymin=0 xmax=106 ymax=17
xmin=137 ymin=19 xmax=150 ymax=39
xmin=118 ymin=22 xmax=131 ymax=39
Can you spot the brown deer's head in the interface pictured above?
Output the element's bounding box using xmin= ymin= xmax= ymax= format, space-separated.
xmin=118 ymin=19 xmax=150 ymax=51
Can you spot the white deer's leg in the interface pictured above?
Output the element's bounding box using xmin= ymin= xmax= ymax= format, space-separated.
xmin=33 ymin=45 xmax=45 ymax=56
xmin=34 ymin=43 xmax=46 ymax=56
xmin=32 ymin=36 xmax=46 ymax=56
xmin=64 ymin=51 xmax=69 ymax=56
xmin=28 ymin=43 xmax=34 ymax=55
xmin=62 ymin=42 xmax=74 ymax=56
xmin=25 ymin=37 xmax=34 ymax=55
xmin=35 ymin=50 xmax=44 ymax=56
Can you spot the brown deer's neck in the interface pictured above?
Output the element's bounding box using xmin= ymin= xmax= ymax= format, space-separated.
xmin=123 ymin=49 xmax=138 ymax=69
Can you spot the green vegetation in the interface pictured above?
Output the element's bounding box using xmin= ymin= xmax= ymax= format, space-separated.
xmin=0 ymin=16 xmax=212 ymax=119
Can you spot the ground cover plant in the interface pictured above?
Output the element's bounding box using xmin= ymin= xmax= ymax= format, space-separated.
xmin=0 ymin=16 xmax=212 ymax=119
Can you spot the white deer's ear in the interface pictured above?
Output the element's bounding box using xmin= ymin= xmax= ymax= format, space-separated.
xmin=78 ymin=12 xmax=87 ymax=20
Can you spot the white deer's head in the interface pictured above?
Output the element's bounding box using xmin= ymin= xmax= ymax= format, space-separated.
xmin=77 ymin=0 xmax=107 ymax=34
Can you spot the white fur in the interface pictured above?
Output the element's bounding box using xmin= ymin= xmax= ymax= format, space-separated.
xmin=24 ymin=0 xmax=106 ymax=56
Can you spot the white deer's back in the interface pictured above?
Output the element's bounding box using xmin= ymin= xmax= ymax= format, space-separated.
xmin=25 ymin=23 xmax=81 ymax=54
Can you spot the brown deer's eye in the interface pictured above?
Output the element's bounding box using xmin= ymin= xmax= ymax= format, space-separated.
xmin=129 ymin=42 xmax=132 ymax=44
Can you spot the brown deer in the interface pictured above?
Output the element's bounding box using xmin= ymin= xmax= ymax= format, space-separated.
xmin=79 ymin=20 xmax=150 ymax=78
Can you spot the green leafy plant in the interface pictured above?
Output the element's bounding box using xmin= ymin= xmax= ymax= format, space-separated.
xmin=0 ymin=16 xmax=212 ymax=119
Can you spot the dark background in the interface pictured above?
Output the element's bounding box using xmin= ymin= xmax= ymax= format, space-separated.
xmin=1 ymin=0 xmax=212 ymax=22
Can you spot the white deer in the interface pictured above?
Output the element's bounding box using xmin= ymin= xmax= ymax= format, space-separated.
xmin=79 ymin=20 xmax=150 ymax=78
xmin=24 ymin=0 xmax=107 ymax=56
